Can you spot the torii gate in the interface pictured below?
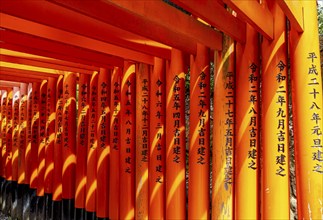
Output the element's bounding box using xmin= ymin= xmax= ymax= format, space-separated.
xmin=0 ymin=0 xmax=322 ymax=220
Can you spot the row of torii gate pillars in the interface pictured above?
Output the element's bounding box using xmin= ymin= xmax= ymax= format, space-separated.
xmin=0 ymin=0 xmax=322 ymax=220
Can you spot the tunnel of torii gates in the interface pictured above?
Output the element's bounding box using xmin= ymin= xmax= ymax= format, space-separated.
xmin=0 ymin=0 xmax=322 ymax=220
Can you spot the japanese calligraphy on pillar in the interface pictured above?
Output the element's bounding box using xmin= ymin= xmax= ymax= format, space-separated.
xmin=1 ymin=91 xmax=7 ymax=177
xmin=38 ymin=81 xmax=47 ymax=196
xmin=112 ymin=78 xmax=120 ymax=151
xmin=89 ymin=79 xmax=97 ymax=150
xmin=52 ymin=77 xmax=63 ymax=201
xmin=63 ymin=84 xmax=70 ymax=149
xmin=141 ymin=78 xmax=149 ymax=163
xmin=30 ymin=83 xmax=40 ymax=187
xmin=12 ymin=88 xmax=20 ymax=177
xmin=6 ymin=89 xmax=13 ymax=177
xmin=248 ymin=63 xmax=258 ymax=170
xmin=18 ymin=84 xmax=27 ymax=184
xmin=40 ymin=84 xmax=47 ymax=149
xmin=44 ymin=78 xmax=56 ymax=194
xmin=124 ymin=78 xmax=133 ymax=173
xmin=196 ymin=71 xmax=208 ymax=165
xmin=275 ymin=61 xmax=288 ymax=177
xmin=307 ymin=52 xmax=322 ymax=173
xmin=55 ymin=85 xmax=63 ymax=146
xmin=25 ymin=84 xmax=32 ymax=184
xmin=79 ymin=79 xmax=88 ymax=148
xmin=154 ymin=77 xmax=164 ymax=183
xmin=62 ymin=73 xmax=77 ymax=200
xmin=97 ymin=69 xmax=110 ymax=218
xmin=109 ymin=67 xmax=121 ymax=220
xmin=31 ymin=88 xmax=39 ymax=146
xmin=75 ymin=74 xmax=89 ymax=210
xmin=98 ymin=77 xmax=109 ymax=149
xmin=224 ymin=71 xmax=234 ymax=185
xmin=172 ymin=75 xmax=182 ymax=164
xmin=86 ymin=72 xmax=98 ymax=212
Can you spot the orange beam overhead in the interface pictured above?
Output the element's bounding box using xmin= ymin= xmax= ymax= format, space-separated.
xmin=0 ymin=66 xmax=61 ymax=78
xmin=0 ymin=55 xmax=94 ymax=75
xmin=171 ymin=0 xmax=246 ymax=43
xmin=0 ymin=0 xmax=171 ymax=60
xmin=0 ymin=86 xmax=12 ymax=90
xmin=47 ymin=0 xmax=222 ymax=53
xmin=223 ymin=0 xmax=273 ymax=40
xmin=0 ymin=81 xmax=21 ymax=88
xmin=0 ymin=29 xmax=124 ymax=68
xmin=277 ymin=0 xmax=304 ymax=33
xmin=0 ymin=13 xmax=154 ymax=65
xmin=0 ymin=42 xmax=104 ymax=70
xmin=0 ymin=49 xmax=99 ymax=72
xmin=0 ymin=74 xmax=42 ymax=83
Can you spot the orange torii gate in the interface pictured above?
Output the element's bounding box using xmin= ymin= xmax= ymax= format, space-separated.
xmin=0 ymin=0 xmax=322 ymax=220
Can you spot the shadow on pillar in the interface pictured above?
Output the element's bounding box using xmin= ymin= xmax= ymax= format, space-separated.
xmin=2 ymin=180 xmax=12 ymax=216
xmin=85 ymin=211 xmax=96 ymax=220
xmin=62 ymin=199 xmax=75 ymax=220
xmin=29 ymin=188 xmax=37 ymax=219
xmin=97 ymin=217 xmax=109 ymax=220
xmin=22 ymin=184 xmax=31 ymax=220
xmin=0 ymin=177 xmax=4 ymax=209
xmin=52 ymin=200 xmax=62 ymax=220
xmin=11 ymin=181 xmax=24 ymax=219
xmin=44 ymin=193 xmax=53 ymax=219
xmin=75 ymin=207 xmax=85 ymax=220
xmin=36 ymin=196 xmax=45 ymax=219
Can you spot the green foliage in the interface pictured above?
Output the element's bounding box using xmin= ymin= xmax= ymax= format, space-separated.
xmin=318 ymin=5 xmax=323 ymax=35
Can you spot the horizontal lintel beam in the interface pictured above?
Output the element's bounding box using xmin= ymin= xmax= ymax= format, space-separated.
xmin=224 ymin=0 xmax=273 ymax=40
xmin=0 ymin=0 xmax=171 ymax=60
xmin=0 ymin=28 xmax=124 ymax=68
xmin=276 ymin=0 xmax=303 ymax=33
xmin=0 ymin=54 xmax=94 ymax=74
xmin=0 ymin=13 xmax=151 ymax=65
xmin=48 ymin=0 xmax=222 ymax=52
xmin=0 ymin=80 xmax=21 ymax=88
xmin=0 ymin=48 xmax=99 ymax=72
xmin=0 ymin=66 xmax=61 ymax=78
xmin=0 ymin=42 xmax=105 ymax=69
xmin=0 ymin=73 xmax=43 ymax=83
xmin=171 ymin=0 xmax=246 ymax=43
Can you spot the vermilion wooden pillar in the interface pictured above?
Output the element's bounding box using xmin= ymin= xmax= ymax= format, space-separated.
xmin=18 ymin=83 xmax=28 ymax=184
xmin=212 ymin=35 xmax=235 ymax=220
xmin=96 ymin=68 xmax=111 ymax=218
xmin=135 ymin=63 xmax=149 ymax=220
xmin=86 ymin=71 xmax=98 ymax=216
xmin=5 ymin=88 xmax=14 ymax=181
xmin=30 ymin=82 xmax=40 ymax=189
xmin=235 ymin=24 xmax=260 ymax=219
xmin=25 ymin=83 xmax=33 ymax=185
xmin=290 ymin=1 xmax=323 ymax=219
xmin=120 ymin=61 xmax=136 ymax=220
xmin=261 ymin=2 xmax=289 ymax=219
xmin=53 ymin=75 xmax=63 ymax=202
xmin=109 ymin=67 xmax=121 ymax=220
xmin=12 ymin=86 xmax=20 ymax=182
xmin=37 ymin=79 xmax=47 ymax=196
xmin=165 ymin=49 xmax=186 ymax=220
xmin=44 ymin=77 xmax=57 ymax=195
xmin=149 ymin=57 xmax=166 ymax=220
xmin=75 ymin=73 xmax=90 ymax=211
xmin=0 ymin=90 xmax=7 ymax=178
xmin=0 ymin=90 xmax=2 ymax=178
xmin=188 ymin=43 xmax=210 ymax=220
xmin=0 ymin=90 xmax=3 ymax=178
xmin=61 ymin=72 xmax=77 ymax=219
